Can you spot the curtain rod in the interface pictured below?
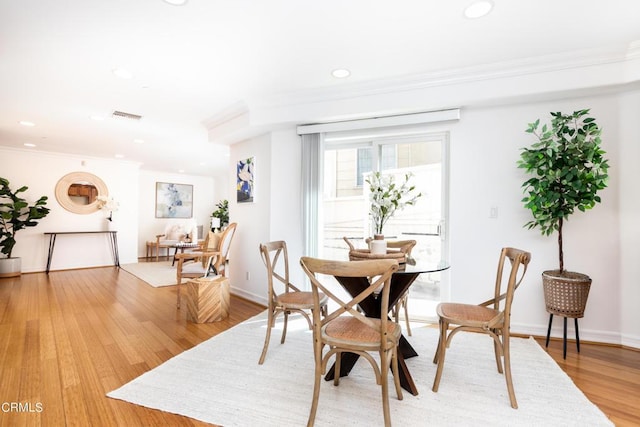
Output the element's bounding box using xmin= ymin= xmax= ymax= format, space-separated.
xmin=297 ymin=108 xmax=460 ymax=135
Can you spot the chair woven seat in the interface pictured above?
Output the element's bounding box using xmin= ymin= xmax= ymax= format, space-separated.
xmin=437 ymin=303 xmax=500 ymax=326
xmin=323 ymin=317 xmax=401 ymax=346
xmin=277 ymin=291 xmax=327 ymax=309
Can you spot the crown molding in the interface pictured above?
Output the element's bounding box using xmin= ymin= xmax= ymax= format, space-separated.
xmin=202 ymin=101 xmax=249 ymax=130
xmin=205 ymin=42 xmax=640 ymax=145
xmin=255 ymin=43 xmax=639 ymax=110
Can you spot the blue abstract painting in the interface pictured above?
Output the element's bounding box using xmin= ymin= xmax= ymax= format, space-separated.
xmin=237 ymin=157 xmax=254 ymax=203
xmin=156 ymin=182 xmax=193 ymax=218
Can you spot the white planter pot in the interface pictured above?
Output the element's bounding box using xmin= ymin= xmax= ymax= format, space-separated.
xmin=0 ymin=257 xmax=22 ymax=278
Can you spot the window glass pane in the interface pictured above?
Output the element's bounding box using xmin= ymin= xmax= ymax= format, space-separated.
xmin=380 ymin=144 xmax=396 ymax=171
xmin=356 ymin=147 xmax=372 ymax=186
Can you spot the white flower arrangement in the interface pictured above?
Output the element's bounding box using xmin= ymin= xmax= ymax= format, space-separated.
xmin=96 ymin=195 xmax=119 ymax=221
xmin=365 ymin=171 xmax=421 ymax=236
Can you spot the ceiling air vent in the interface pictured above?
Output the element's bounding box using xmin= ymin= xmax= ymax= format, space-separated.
xmin=112 ymin=110 xmax=142 ymax=121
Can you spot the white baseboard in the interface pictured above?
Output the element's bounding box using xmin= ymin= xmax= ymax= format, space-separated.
xmin=512 ymin=321 xmax=634 ymax=348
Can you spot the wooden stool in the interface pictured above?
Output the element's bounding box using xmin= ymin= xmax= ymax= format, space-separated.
xmin=185 ymin=276 xmax=230 ymax=323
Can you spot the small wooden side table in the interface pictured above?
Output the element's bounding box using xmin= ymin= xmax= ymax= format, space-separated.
xmin=185 ymin=276 xmax=230 ymax=323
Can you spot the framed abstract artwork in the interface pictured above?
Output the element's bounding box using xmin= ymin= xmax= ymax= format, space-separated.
xmin=155 ymin=182 xmax=193 ymax=218
xmin=237 ymin=157 xmax=254 ymax=203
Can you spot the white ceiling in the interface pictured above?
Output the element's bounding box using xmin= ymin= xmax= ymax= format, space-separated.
xmin=1 ymin=0 xmax=639 ymax=176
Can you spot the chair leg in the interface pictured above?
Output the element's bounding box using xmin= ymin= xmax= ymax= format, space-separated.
xmin=493 ymin=329 xmax=504 ymax=374
xmin=403 ymin=296 xmax=412 ymax=337
xmin=545 ymin=313 xmax=553 ymax=347
xmin=502 ymin=331 xmax=518 ymax=409
xmin=176 ymin=267 xmax=182 ymax=308
xmin=307 ymin=342 xmax=323 ymax=427
xmin=281 ymin=311 xmax=289 ymax=344
xmin=391 ymin=347 xmax=403 ymax=401
xmin=575 ymin=318 xmax=580 ymax=353
xmin=380 ymin=349 xmax=392 ymax=427
xmin=258 ymin=309 xmax=275 ymax=365
xmin=563 ymin=316 xmax=568 ymax=359
xmin=432 ymin=318 xmax=448 ymax=392
xmin=333 ymin=352 xmax=341 ymax=386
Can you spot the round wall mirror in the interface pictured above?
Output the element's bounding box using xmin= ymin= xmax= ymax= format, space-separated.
xmin=55 ymin=171 xmax=108 ymax=214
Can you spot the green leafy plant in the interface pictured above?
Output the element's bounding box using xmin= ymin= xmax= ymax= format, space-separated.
xmin=365 ymin=172 xmax=421 ymax=236
xmin=517 ymin=109 xmax=609 ymax=273
xmin=211 ymin=199 xmax=229 ymax=226
xmin=0 ymin=177 xmax=50 ymax=258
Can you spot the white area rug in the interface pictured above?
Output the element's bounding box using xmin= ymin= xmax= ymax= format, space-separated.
xmin=121 ymin=261 xmax=178 ymax=287
xmin=107 ymin=312 xmax=613 ymax=426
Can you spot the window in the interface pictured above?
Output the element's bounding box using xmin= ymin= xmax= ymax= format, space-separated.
xmin=322 ymin=133 xmax=449 ymax=320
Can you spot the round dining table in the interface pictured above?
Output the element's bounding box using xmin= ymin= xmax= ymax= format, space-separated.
xmin=324 ymin=259 xmax=450 ymax=396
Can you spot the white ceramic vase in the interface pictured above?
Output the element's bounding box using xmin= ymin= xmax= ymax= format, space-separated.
xmin=369 ymin=235 xmax=387 ymax=255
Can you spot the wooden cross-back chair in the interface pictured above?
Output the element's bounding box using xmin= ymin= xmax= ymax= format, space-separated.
xmin=344 ymin=236 xmax=417 ymax=335
xmin=432 ymin=247 xmax=531 ymax=409
xmin=300 ymin=256 xmax=402 ymax=427
xmin=257 ymin=241 xmax=328 ymax=365
xmin=174 ymin=223 xmax=237 ymax=308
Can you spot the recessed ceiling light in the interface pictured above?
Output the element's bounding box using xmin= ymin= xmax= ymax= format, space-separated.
xmin=90 ymin=115 xmax=105 ymax=121
xmin=464 ymin=1 xmax=493 ymax=19
xmin=133 ymin=139 xmax=145 ymax=144
xmin=19 ymin=120 xmax=35 ymax=127
xmin=115 ymin=154 xmax=124 ymax=159
xmin=112 ymin=67 xmax=133 ymax=79
xmin=163 ymin=0 xmax=187 ymax=5
xmin=178 ymin=169 xmax=185 ymax=173
xmin=24 ymin=143 xmax=36 ymax=147
xmin=332 ymin=68 xmax=351 ymax=79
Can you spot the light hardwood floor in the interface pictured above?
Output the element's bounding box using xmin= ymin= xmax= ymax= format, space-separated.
xmin=0 ymin=266 xmax=638 ymax=426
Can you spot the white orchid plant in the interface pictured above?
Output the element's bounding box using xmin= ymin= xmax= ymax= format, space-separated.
xmin=96 ymin=195 xmax=119 ymax=221
xmin=365 ymin=171 xmax=421 ymax=236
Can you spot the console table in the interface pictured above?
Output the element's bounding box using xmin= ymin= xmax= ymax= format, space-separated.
xmin=44 ymin=231 xmax=120 ymax=274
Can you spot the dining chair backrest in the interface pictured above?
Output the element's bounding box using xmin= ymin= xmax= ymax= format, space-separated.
xmin=220 ymin=223 xmax=236 ymax=258
xmin=203 ymin=222 xmax=237 ymax=273
xmin=300 ymin=257 xmax=399 ymax=344
xmin=259 ymin=240 xmax=290 ymax=305
xmin=480 ymin=247 xmax=531 ymax=327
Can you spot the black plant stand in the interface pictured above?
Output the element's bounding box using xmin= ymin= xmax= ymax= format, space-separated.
xmin=545 ymin=314 xmax=580 ymax=359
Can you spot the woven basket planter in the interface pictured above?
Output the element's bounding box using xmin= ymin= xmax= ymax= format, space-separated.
xmin=542 ymin=270 xmax=591 ymax=318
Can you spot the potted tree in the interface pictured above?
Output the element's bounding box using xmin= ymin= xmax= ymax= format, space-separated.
xmin=518 ymin=109 xmax=609 ymax=352
xmin=0 ymin=177 xmax=50 ymax=277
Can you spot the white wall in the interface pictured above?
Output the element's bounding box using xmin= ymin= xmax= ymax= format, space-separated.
xmin=0 ymin=147 xmax=225 ymax=271
xmin=0 ymin=148 xmax=140 ymax=271
xmin=227 ymin=129 xmax=306 ymax=304
xmin=137 ymin=170 xmax=218 ymax=257
xmin=445 ymin=96 xmax=621 ymax=343
xmin=618 ymin=89 xmax=640 ymax=346
xmin=227 ymin=133 xmax=273 ymax=302
xmin=225 ymin=91 xmax=637 ymax=349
